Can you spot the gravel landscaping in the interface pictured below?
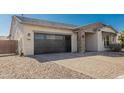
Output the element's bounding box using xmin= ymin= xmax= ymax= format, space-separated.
xmin=0 ymin=52 xmax=124 ymax=79
xmin=0 ymin=55 xmax=92 ymax=79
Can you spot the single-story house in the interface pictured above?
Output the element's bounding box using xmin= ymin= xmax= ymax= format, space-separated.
xmin=9 ymin=16 xmax=118 ymax=55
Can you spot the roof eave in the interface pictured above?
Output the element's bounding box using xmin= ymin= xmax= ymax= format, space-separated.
xmin=21 ymin=22 xmax=75 ymax=30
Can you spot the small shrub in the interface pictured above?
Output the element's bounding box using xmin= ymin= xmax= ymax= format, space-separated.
xmin=109 ymin=44 xmax=122 ymax=51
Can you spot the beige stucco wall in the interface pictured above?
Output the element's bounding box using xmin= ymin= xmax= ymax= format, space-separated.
xmin=10 ymin=18 xmax=25 ymax=55
xmin=85 ymin=29 xmax=117 ymax=52
xmin=77 ymin=31 xmax=85 ymax=52
xmin=97 ymin=27 xmax=117 ymax=51
xmin=100 ymin=27 xmax=116 ymax=33
xmin=11 ymin=19 xmax=118 ymax=55
xmin=22 ymin=24 xmax=77 ymax=55
xmin=85 ymin=33 xmax=98 ymax=51
xmin=97 ymin=31 xmax=103 ymax=51
xmin=97 ymin=31 xmax=117 ymax=51
xmin=116 ymin=33 xmax=121 ymax=43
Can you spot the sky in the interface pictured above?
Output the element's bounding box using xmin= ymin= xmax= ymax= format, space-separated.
xmin=0 ymin=14 xmax=124 ymax=36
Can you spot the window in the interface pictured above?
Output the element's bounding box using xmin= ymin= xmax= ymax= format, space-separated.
xmin=55 ymin=35 xmax=65 ymax=40
xmin=47 ymin=35 xmax=55 ymax=39
xmin=104 ymin=36 xmax=110 ymax=47
xmin=35 ymin=34 xmax=65 ymax=40
xmin=112 ymin=36 xmax=115 ymax=43
xmin=47 ymin=35 xmax=65 ymax=40
xmin=35 ymin=34 xmax=46 ymax=39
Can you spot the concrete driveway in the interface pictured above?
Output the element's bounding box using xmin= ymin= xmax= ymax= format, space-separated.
xmin=35 ymin=52 xmax=124 ymax=79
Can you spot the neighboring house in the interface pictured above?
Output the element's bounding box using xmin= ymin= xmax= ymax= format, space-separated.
xmin=9 ymin=16 xmax=118 ymax=55
xmin=0 ymin=36 xmax=9 ymax=40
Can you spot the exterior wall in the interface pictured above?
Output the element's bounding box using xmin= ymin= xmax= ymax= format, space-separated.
xmin=100 ymin=27 xmax=117 ymax=33
xmin=97 ymin=31 xmax=117 ymax=51
xmin=85 ymin=30 xmax=117 ymax=52
xmin=99 ymin=27 xmax=117 ymax=51
xmin=10 ymin=18 xmax=23 ymax=40
xmin=85 ymin=33 xmax=98 ymax=51
xmin=10 ymin=18 xmax=25 ymax=55
xmin=116 ymin=33 xmax=121 ymax=43
xmin=77 ymin=26 xmax=117 ymax=52
xmin=22 ymin=24 xmax=77 ymax=55
xmin=97 ymin=31 xmax=103 ymax=51
xmin=10 ymin=18 xmax=118 ymax=55
xmin=77 ymin=31 xmax=85 ymax=52
xmin=71 ymin=32 xmax=77 ymax=53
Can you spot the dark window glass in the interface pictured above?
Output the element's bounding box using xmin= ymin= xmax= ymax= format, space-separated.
xmin=35 ymin=34 xmax=65 ymax=40
xmin=104 ymin=36 xmax=110 ymax=48
xmin=35 ymin=34 xmax=46 ymax=39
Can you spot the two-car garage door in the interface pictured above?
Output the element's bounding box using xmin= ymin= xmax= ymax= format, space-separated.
xmin=34 ymin=33 xmax=71 ymax=54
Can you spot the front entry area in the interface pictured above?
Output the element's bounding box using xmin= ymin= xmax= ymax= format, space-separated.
xmin=34 ymin=33 xmax=71 ymax=54
xmin=85 ymin=32 xmax=98 ymax=51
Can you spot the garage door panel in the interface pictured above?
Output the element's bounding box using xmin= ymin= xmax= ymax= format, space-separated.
xmin=34 ymin=33 xmax=71 ymax=54
xmin=35 ymin=40 xmax=65 ymax=48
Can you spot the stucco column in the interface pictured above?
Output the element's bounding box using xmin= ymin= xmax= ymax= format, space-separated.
xmin=78 ymin=31 xmax=85 ymax=52
xmin=23 ymin=30 xmax=34 ymax=56
xmin=71 ymin=32 xmax=77 ymax=52
xmin=97 ymin=31 xmax=103 ymax=51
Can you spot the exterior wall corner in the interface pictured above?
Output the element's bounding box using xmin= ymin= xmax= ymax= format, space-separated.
xmin=77 ymin=31 xmax=85 ymax=52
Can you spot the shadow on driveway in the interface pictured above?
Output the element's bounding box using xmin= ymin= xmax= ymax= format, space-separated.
xmin=29 ymin=52 xmax=124 ymax=63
